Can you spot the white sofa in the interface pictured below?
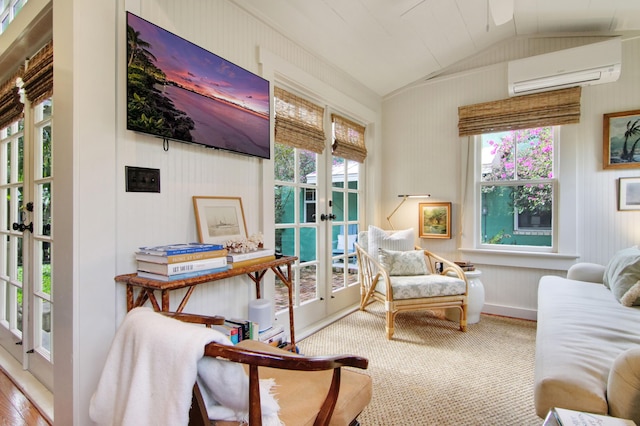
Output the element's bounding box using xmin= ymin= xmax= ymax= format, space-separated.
xmin=534 ymin=259 xmax=640 ymax=423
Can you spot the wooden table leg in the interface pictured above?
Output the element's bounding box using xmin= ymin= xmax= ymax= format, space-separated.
xmin=126 ymin=284 xmax=133 ymax=311
xmin=272 ymin=263 xmax=295 ymax=351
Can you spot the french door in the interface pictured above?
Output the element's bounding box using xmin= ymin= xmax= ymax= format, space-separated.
xmin=274 ymin=143 xmax=361 ymax=332
xmin=0 ymin=98 xmax=53 ymax=390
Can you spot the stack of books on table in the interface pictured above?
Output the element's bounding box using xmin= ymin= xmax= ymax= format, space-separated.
xmin=258 ymin=325 xmax=286 ymax=347
xmin=212 ymin=318 xmax=258 ymax=345
xmin=135 ymin=243 xmax=230 ymax=281
xmin=454 ymin=260 xmax=475 ymax=271
xmin=227 ymin=248 xmax=276 ymax=269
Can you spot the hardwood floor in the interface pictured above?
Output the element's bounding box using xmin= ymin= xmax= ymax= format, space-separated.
xmin=0 ymin=368 xmax=50 ymax=426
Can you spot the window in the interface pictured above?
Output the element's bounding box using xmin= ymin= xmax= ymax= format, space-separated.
xmin=0 ymin=0 xmax=26 ymax=35
xmin=479 ymin=126 xmax=556 ymax=249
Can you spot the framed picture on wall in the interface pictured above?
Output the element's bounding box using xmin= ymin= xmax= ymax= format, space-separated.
xmin=418 ymin=202 xmax=451 ymax=239
xmin=193 ymin=196 xmax=248 ymax=244
xmin=618 ymin=178 xmax=640 ymax=211
xmin=603 ymin=109 xmax=640 ymax=169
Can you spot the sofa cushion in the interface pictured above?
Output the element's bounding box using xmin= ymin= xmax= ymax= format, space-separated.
xmin=535 ymin=277 xmax=640 ymax=420
xmin=607 ymin=347 xmax=640 ymax=423
xmin=367 ymin=226 xmax=414 ymax=258
xmin=378 ymin=248 xmax=428 ymax=276
xmin=603 ymin=246 xmax=640 ymax=306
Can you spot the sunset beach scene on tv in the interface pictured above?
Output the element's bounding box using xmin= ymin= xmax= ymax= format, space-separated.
xmin=126 ymin=12 xmax=271 ymax=159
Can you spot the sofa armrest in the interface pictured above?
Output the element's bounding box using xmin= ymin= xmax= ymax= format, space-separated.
xmin=566 ymin=262 xmax=605 ymax=283
xmin=607 ymin=347 xmax=640 ymax=424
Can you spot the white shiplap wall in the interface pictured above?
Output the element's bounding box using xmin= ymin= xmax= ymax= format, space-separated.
xmin=382 ymin=36 xmax=640 ymax=320
xmin=116 ymin=0 xmax=382 ymax=322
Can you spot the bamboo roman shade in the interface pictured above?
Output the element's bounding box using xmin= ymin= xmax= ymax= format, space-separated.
xmin=22 ymin=40 xmax=53 ymax=106
xmin=274 ymin=86 xmax=326 ymax=154
xmin=457 ymin=87 xmax=581 ymax=136
xmin=0 ymin=67 xmax=24 ymax=129
xmin=332 ymin=114 xmax=367 ymax=163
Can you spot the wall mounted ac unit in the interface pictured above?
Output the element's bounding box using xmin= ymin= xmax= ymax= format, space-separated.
xmin=507 ymin=38 xmax=621 ymax=96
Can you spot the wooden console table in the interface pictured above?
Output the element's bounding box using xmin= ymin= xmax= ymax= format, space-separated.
xmin=115 ymin=255 xmax=298 ymax=349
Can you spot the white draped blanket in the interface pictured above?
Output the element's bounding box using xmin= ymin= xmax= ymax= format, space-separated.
xmin=89 ymin=307 xmax=281 ymax=426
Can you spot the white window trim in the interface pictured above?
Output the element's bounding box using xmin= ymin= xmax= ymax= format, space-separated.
xmin=459 ymin=126 xmax=580 ymax=271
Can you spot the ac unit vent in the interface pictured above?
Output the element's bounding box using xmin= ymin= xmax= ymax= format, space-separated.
xmin=508 ymin=38 xmax=621 ymax=96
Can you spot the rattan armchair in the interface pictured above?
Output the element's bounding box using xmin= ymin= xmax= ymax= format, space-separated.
xmin=355 ymin=234 xmax=468 ymax=339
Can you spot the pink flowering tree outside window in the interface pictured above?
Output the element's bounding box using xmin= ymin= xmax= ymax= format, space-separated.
xmin=481 ymin=127 xmax=554 ymax=246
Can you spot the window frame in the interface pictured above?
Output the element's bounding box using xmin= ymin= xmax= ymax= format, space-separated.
xmin=476 ymin=126 xmax=559 ymax=253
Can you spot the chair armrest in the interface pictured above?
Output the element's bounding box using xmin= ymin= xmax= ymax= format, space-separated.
xmin=355 ymin=243 xmax=392 ymax=296
xmin=418 ymin=248 xmax=469 ymax=292
xmin=204 ymin=341 xmax=368 ymax=371
xmin=566 ymin=262 xmax=605 ymax=283
xmin=160 ymin=311 xmax=225 ymax=327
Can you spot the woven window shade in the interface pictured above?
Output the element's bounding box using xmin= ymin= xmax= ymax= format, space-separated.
xmin=458 ymin=87 xmax=581 ymax=136
xmin=23 ymin=40 xmax=53 ymax=106
xmin=274 ymin=87 xmax=326 ymax=154
xmin=0 ymin=67 xmax=24 ymax=129
xmin=331 ymin=114 xmax=367 ymax=163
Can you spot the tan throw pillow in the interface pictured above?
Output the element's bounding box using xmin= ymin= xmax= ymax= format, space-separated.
xmin=603 ymin=246 xmax=640 ymax=306
xmin=379 ymin=248 xmax=428 ymax=276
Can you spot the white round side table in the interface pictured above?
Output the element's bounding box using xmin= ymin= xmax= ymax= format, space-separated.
xmin=445 ymin=269 xmax=485 ymax=324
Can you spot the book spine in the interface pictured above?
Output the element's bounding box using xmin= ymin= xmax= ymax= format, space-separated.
xmin=224 ymin=321 xmax=245 ymax=342
xmin=226 ymin=319 xmax=250 ymax=341
xmin=138 ymin=244 xmax=225 ymax=256
xmin=137 ymin=257 xmax=228 ymax=275
xmin=135 ymin=249 xmax=228 ymax=264
xmin=229 ymin=255 xmax=276 ymax=269
xmin=227 ymin=249 xmax=275 ymax=262
xmin=137 ymin=265 xmax=230 ymax=281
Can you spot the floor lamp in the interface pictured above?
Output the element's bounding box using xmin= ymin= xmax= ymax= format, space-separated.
xmin=386 ymin=194 xmax=431 ymax=230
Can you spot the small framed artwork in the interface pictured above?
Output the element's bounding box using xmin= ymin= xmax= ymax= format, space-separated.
xmin=418 ymin=202 xmax=452 ymax=239
xmin=618 ymin=178 xmax=640 ymax=211
xmin=603 ymin=109 xmax=640 ymax=169
xmin=193 ymin=196 xmax=247 ymax=244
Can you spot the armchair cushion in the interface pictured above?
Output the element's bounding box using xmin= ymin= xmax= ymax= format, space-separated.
xmin=379 ymin=248 xmax=428 ymax=276
xmin=378 ymin=275 xmax=466 ymax=300
xmin=367 ymin=226 xmax=414 ymax=258
xmin=603 ymin=246 xmax=640 ymax=306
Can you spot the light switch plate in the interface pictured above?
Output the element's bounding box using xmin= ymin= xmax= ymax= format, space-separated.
xmin=125 ymin=166 xmax=160 ymax=193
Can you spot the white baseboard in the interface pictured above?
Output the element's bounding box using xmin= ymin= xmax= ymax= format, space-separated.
xmin=482 ymin=303 xmax=538 ymax=321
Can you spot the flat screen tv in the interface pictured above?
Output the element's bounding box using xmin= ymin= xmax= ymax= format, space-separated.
xmin=126 ymin=12 xmax=271 ymax=159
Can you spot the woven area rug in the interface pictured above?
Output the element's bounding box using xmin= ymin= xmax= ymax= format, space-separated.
xmin=298 ymin=303 xmax=541 ymax=426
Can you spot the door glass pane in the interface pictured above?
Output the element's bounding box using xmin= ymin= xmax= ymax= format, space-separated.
xmin=38 ymin=298 xmax=51 ymax=353
xmin=332 ymin=190 xmax=345 ymax=221
xmin=15 ymin=285 xmax=22 ymax=333
xmin=299 ymin=151 xmax=316 ymax=184
xmin=274 ymin=144 xmax=294 ymax=182
xmin=41 ymin=125 xmax=51 ymax=178
xmin=275 ymin=185 xmax=294 ymax=224
xmin=39 ymin=182 xmax=51 ymax=235
xmin=298 ymin=263 xmax=317 ymax=305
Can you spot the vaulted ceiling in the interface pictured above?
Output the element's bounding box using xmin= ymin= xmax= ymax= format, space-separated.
xmin=231 ymin=0 xmax=640 ymax=96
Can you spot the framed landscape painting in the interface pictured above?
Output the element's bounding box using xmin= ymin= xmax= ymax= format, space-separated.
xmin=603 ymin=109 xmax=640 ymax=169
xmin=193 ymin=196 xmax=247 ymax=244
xmin=418 ymin=202 xmax=451 ymax=239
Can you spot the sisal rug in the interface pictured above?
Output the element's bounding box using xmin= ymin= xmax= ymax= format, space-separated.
xmin=298 ymin=303 xmax=541 ymax=426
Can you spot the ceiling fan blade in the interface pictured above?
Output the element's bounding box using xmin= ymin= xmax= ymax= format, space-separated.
xmin=489 ymin=0 xmax=514 ymax=26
